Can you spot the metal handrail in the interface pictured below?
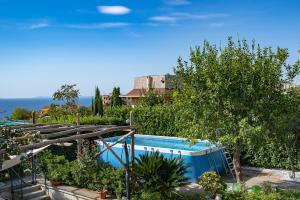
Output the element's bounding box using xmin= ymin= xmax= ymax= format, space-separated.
xmin=10 ymin=168 xmax=26 ymax=199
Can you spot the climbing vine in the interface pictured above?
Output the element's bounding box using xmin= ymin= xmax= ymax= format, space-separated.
xmin=0 ymin=127 xmax=41 ymax=170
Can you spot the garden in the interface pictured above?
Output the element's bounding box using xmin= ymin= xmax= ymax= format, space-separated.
xmin=1 ymin=37 xmax=300 ymax=199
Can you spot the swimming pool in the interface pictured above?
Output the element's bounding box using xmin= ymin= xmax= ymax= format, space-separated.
xmin=97 ymin=134 xmax=227 ymax=182
xmin=0 ymin=120 xmax=28 ymax=126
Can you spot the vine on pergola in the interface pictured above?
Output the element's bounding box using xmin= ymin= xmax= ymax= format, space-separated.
xmin=0 ymin=127 xmax=42 ymax=169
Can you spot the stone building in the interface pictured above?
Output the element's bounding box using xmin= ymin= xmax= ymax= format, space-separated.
xmin=121 ymin=74 xmax=181 ymax=105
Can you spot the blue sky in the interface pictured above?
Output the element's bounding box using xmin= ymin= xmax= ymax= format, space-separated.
xmin=0 ymin=0 xmax=299 ymax=98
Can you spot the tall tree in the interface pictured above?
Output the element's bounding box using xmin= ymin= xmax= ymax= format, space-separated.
xmin=110 ymin=87 xmax=122 ymax=107
xmin=174 ymin=37 xmax=300 ymax=182
xmin=94 ymin=87 xmax=103 ymax=116
xmin=91 ymin=98 xmax=94 ymax=113
xmin=53 ymin=84 xmax=80 ymax=106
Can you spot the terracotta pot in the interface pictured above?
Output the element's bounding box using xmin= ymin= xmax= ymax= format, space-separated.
xmin=50 ymin=180 xmax=61 ymax=187
xmin=98 ymin=191 xmax=107 ymax=199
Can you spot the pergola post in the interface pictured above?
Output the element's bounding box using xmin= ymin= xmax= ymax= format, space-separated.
xmin=31 ymin=155 xmax=37 ymax=184
xmin=76 ymin=113 xmax=81 ymax=157
xmin=31 ymin=111 xmax=36 ymax=124
xmin=130 ymin=130 xmax=135 ymax=164
xmin=124 ymin=141 xmax=131 ymax=200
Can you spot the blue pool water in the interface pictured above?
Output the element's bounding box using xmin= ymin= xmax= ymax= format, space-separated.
xmin=0 ymin=120 xmax=28 ymax=126
xmin=104 ymin=135 xmax=215 ymax=152
xmin=97 ymin=135 xmax=227 ymax=182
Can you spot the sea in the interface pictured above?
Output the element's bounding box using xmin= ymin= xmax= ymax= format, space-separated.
xmin=0 ymin=97 xmax=92 ymax=120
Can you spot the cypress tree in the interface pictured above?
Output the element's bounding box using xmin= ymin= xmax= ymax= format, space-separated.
xmin=111 ymin=87 xmax=122 ymax=107
xmin=91 ymin=97 xmax=94 ymax=113
xmin=94 ymin=86 xmax=103 ymax=116
xmin=94 ymin=87 xmax=99 ymax=115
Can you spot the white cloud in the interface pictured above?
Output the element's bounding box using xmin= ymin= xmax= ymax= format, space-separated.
xmin=27 ymin=23 xmax=49 ymax=29
xmin=97 ymin=6 xmax=131 ymax=15
xmin=149 ymin=16 xmax=177 ymax=23
xmin=171 ymin=12 xmax=229 ymax=20
xmin=165 ymin=0 xmax=191 ymax=6
xmin=149 ymin=12 xmax=229 ymax=24
xmin=65 ymin=22 xmax=128 ymax=29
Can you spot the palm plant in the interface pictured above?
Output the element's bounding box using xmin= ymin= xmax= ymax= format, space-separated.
xmin=133 ymin=151 xmax=189 ymax=199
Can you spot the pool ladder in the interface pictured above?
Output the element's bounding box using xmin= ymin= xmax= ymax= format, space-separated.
xmin=221 ymin=149 xmax=236 ymax=180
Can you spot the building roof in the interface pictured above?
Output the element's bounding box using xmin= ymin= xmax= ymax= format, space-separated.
xmin=121 ymin=88 xmax=172 ymax=98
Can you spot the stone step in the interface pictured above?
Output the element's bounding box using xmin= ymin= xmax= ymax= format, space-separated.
xmin=15 ymin=184 xmax=41 ymax=194
xmin=30 ymin=194 xmax=51 ymax=200
xmin=22 ymin=190 xmax=45 ymax=199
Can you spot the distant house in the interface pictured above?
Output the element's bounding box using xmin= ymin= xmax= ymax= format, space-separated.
xmin=282 ymin=80 xmax=297 ymax=91
xmin=41 ymin=106 xmax=50 ymax=114
xmin=102 ymin=95 xmax=111 ymax=106
xmin=121 ymin=74 xmax=181 ymax=105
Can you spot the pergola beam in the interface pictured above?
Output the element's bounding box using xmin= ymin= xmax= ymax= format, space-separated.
xmin=0 ymin=126 xmax=133 ymax=155
xmin=96 ymin=130 xmax=135 ymax=156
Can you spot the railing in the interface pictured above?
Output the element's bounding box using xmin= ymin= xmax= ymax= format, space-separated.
xmin=10 ymin=167 xmax=28 ymax=199
xmin=9 ymin=155 xmax=38 ymax=199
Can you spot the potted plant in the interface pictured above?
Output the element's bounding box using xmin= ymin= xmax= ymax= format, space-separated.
xmin=97 ymin=185 xmax=107 ymax=200
xmin=198 ymin=171 xmax=227 ymax=199
xmin=49 ymin=169 xmax=62 ymax=187
xmin=93 ymin=181 xmax=107 ymax=200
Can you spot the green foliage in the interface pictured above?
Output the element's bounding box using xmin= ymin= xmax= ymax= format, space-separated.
xmin=94 ymin=86 xmax=104 ymax=116
xmin=77 ymin=106 xmax=92 ymax=116
xmin=46 ymin=104 xmax=92 ymax=119
xmin=222 ymin=189 xmax=300 ymax=200
xmin=132 ymin=105 xmax=177 ymax=136
xmin=37 ymin=142 xmax=125 ymax=196
xmin=198 ymin=171 xmax=227 ymax=196
xmin=138 ymin=91 xmax=164 ymax=106
xmin=105 ymin=106 xmax=131 ymax=121
xmin=0 ymin=127 xmax=41 ymax=169
xmin=174 ymin=37 xmax=300 ymax=180
xmin=53 ymin=84 xmax=80 ymax=106
xmin=110 ymin=87 xmax=122 ymax=107
xmin=133 ymin=151 xmax=189 ymax=199
xmin=11 ymin=108 xmax=32 ymax=120
xmin=38 ymin=115 xmax=123 ymax=125
xmin=132 ymin=191 xmax=162 ymax=200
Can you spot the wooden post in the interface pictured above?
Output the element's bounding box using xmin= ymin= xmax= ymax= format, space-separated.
xmin=130 ymin=130 xmax=135 ymax=164
xmin=76 ymin=113 xmax=81 ymax=157
xmin=129 ymin=111 xmax=133 ymax=126
xmin=124 ymin=141 xmax=131 ymax=200
xmin=31 ymin=111 xmax=36 ymax=124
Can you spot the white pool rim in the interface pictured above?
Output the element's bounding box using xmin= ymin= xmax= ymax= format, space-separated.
xmin=96 ymin=134 xmax=222 ymax=156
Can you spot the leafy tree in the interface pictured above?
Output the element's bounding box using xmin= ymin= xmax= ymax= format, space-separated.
xmin=110 ymin=87 xmax=122 ymax=107
xmin=174 ymin=37 xmax=300 ymax=182
xmin=139 ymin=91 xmax=164 ymax=106
xmin=11 ymin=108 xmax=32 ymax=120
xmin=268 ymin=87 xmax=300 ymax=177
xmin=94 ymin=86 xmax=103 ymax=116
xmin=53 ymin=84 xmax=80 ymax=106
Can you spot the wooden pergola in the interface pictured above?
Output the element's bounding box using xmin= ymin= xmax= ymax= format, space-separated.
xmin=0 ymin=122 xmax=136 ymax=199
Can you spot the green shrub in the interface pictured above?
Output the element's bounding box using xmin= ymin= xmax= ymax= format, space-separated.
xmin=37 ymin=142 xmax=124 ymax=197
xmin=38 ymin=115 xmax=124 ymax=125
xmin=223 ymin=189 xmax=300 ymax=200
xmin=77 ymin=106 xmax=92 ymax=116
xmin=132 ymin=191 xmax=162 ymax=200
xmin=198 ymin=171 xmax=227 ymax=197
xmin=132 ymin=105 xmax=177 ymax=136
xmin=11 ymin=108 xmax=32 ymax=120
xmin=105 ymin=106 xmax=131 ymax=120
xmin=133 ymin=151 xmax=189 ymax=199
